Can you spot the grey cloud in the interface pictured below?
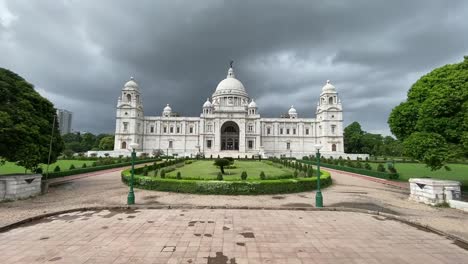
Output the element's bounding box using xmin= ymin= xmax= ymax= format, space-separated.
xmin=1 ymin=0 xmax=467 ymax=135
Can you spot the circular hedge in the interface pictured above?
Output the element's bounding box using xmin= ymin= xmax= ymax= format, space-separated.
xmin=121 ymin=169 xmax=332 ymax=195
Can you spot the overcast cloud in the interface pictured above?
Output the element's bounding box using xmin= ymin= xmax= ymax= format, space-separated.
xmin=1 ymin=0 xmax=467 ymax=135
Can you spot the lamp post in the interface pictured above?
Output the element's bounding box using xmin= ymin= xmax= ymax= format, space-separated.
xmin=127 ymin=143 xmax=139 ymax=205
xmin=314 ymin=144 xmax=323 ymax=208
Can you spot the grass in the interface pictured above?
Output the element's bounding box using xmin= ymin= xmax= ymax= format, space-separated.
xmin=163 ymin=160 xmax=295 ymax=181
xmin=369 ymin=162 xmax=468 ymax=186
xmin=0 ymin=160 xmax=95 ymax=175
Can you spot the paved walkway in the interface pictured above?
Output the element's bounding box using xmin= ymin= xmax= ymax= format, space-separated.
xmin=1 ymin=209 xmax=467 ymax=264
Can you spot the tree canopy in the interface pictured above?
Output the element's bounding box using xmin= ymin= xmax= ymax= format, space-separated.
xmin=388 ymin=56 xmax=468 ymax=170
xmin=62 ymin=132 xmax=114 ymax=153
xmin=0 ymin=67 xmax=64 ymax=172
xmin=343 ymin=121 xmax=402 ymax=157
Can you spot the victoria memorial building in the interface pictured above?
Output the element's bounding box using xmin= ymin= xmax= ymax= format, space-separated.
xmin=108 ymin=63 xmax=367 ymax=159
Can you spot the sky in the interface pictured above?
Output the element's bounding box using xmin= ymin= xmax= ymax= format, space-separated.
xmin=1 ymin=0 xmax=467 ymax=135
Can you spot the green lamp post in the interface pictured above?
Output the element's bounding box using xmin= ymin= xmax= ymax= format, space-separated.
xmin=314 ymin=144 xmax=323 ymax=208
xmin=127 ymin=143 xmax=139 ymax=205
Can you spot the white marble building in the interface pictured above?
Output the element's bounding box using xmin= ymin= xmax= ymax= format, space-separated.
xmin=112 ymin=64 xmax=366 ymax=159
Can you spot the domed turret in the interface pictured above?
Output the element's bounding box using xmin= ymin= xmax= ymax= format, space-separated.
xmin=248 ymin=99 xmax=257 ymax=108
xmin=162 ymin=104 xmax=172 ymax=117
xmin=322 ymin=80 xmax=336 ymax=93
xmin=288 ymin=105 xmax=298 ymax=119
xmin=203 ymin=98 xmax=212 ymax=108
xmin=124 ymin=77 xmax=139 ymax=90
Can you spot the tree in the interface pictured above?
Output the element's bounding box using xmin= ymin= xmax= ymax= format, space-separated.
xmin=214 ymin=158 xmax=230 ymax=174
xmin=343 ymin=122 xmax=364 ymax=153
xmin=388 ymin=57 xmax=468 ymax=168
xmin=0 ymin=68 xmax=64 ymax=172
xmin=99 ymin=136 xmax=115 ymax=150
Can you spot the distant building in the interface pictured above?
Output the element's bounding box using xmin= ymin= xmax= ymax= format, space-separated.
xmin=57 ymin=109 xmax=72 ymax=135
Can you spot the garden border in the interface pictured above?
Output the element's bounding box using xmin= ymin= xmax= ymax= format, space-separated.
xmin=299 ymin=160 xmax=399 ymax=180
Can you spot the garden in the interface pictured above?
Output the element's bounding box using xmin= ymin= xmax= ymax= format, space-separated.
xmin=121 ymin=158 xmax=331 ymax=195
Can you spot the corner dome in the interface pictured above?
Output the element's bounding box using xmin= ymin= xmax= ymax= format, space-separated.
xmin=124 ymin=77 xmax=139 ymax=90
xmin=288 ymin=105 xmax=297 ymax=114
xmin=322 ymin=80 xmax=336 ymax=93
xmin=248 ymin=99 xmax=257 ymax=108
xmin=203 ymin=98 xmax=212 ymax=108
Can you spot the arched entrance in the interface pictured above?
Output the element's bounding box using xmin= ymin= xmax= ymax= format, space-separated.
xmin=220 ymin=121 xmax=239 ymax=151
xmin=332 ymin=144 xmax=337 ymax=152
xmin=121 ymin=141 xmax=127 ymax=149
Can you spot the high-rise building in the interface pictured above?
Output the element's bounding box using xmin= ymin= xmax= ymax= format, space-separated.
xmin=56 ymin=109 xmax=72 ymax=135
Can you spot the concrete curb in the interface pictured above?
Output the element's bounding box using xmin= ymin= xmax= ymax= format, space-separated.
xmin=1 ymin=204 xmax=468 ymax=248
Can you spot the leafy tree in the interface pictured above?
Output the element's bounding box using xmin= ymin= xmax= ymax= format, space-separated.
xmin=389 ymin=57 xmax=468 ymax=168
xmin=99 ymin=136 xmax=115 ymax=150
xmin=214 ymin=158 xmax=230 ymax=174
xmin=0 ymin=68 xmax=64 ymax=172
xmin=343 ymin=122 xmax=364 ymax=153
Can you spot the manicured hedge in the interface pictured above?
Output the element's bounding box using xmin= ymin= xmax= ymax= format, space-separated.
xmin=121 ymin=169 xmax=331 ymax=195
xmin=299 ymin=160 xmax=399 ymax=180
xmin=44 ymin=158 xmax=160 ymax=179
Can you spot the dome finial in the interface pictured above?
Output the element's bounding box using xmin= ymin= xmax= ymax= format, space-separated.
xmin=130 ymin=76 xmax=134 ymax=80
xmin=230 ymin=60 xmax=234 ymax=68
xmin=227 ymin=60 xmax=235 ymax=78
xmin=326 ymin=80 xmax=330 ymax=84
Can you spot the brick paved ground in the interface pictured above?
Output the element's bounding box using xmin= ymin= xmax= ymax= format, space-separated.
xmin=1 ymin=209 xmax=467 ymax=264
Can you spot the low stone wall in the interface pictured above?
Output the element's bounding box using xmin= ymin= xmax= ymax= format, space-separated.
xmin=448 ymin=200 xmax=468 ymax=212
xmin=409 ymin=178 xmax=461 ymax=205
xmin=0 ymin=174 xmax=42 ymax=201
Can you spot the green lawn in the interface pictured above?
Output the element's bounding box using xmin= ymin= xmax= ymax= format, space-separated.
xmin=0 ymin=160 xmax=95 ymax=175
xmin=164 ymin=160 xmax=295 ymax=181
xmin=369 ymin=162 xmax=468 ymax=186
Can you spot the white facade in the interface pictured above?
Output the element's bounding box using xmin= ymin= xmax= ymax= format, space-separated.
xmin=113 ymin=65 xmax=356 ymax=159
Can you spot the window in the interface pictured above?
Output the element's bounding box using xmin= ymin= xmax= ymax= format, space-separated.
xmin=286 ymin=129 xmax=290 ymax=135
xmin=150 ymin=126 xmax=154 ymax=133
xmin=207 ymin=140 xmax=212 ymax=149
xmin=305 ymin=128 xmax=309 ymax=135
xmin=123 ymin=122 xmax=128 ymax=131
xmin=332 ymin=144 xmax=337 ymax=152
xmin=280 ymin=128 xmax=283 ymax=135
xmin=329 ymin=97 xmax=333 ymax=104
xmin=121 ymin=141 xmax=126 ymax=149
xmin=331 ymin=125 xmax=336 ymax=134
xmin=177 ymin=127 xmax=180 ymax=133
xmin=293 ymin=128 xmax=296 ymax=135
xmin=169 ymin=141 xmax=173 ymax=148
xmin=286 ymin=142 xmax=290 ymax=150
xmin=137 ymin=123 xmax=141 ymax=133
xmin=248 ymin=125 xmax=253 ymax=132
xmin=267 ymin=127 xmax=271 ymax=135
xmin=170 ymin=126 xmax=174 ymax=133
xmin=126 ymin=94 xmax=131 ymax=102
xmin=248 ymin=140 xmax=253 ymax=149
xmin=189 ymin=126 xmax=194 ymax=133
xmin=163 ymin=126 xmax=167 ymax=133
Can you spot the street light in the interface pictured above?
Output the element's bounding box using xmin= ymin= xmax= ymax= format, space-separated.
xmin=127 ymin=143 xmax=139 ymax=205
xmin=314 ymin=144 xmax=323 ymax=208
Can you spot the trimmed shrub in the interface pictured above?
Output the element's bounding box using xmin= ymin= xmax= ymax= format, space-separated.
xmin=142 ymin=165 xmax=149 ymax=176
xmin=241 ymin=171 xmax=248 ymax=180
xmin=54 ymin=165 xmax=61 ymax=172
xmin=293 ymin=170 xmax=298 ymax=178
xmin=217 ymin=172 xmax=223 ymax=181
xmin=92 ymin=162 xmax=97 ymax=167
xmin=307 ymin=168 xmax=313 ymax=178
xmin=69 ymin=164 xmax=76 ymax=170
xmin=160 ymin=169 xmax=166 ymax=178
xmin=35 ymin=167 xmax=43 ymax=174
xmin=260 ymin=171 xmax=266 ymax=180
xmin=377 ymin=164 xmax=386 ymax=172
xmin=364 ymin=163 xmax=372 ymax=170
xmin=299 ymin=160 xmax=398 ymax=180
xmin=82 ymin=163 xmax=87 ymax=168
xmin=176 ymin=171 xmax=182 ymax=179
xmin=153 ymin=169 xmax=158 ymax=177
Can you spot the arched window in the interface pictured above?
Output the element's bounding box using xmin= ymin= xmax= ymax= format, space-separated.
xmin=332 ymin=144 xmax=337 ymax=152
xmin=121 ymin=141 xmax=127 ymax=149
xmin=329 ymin=97 xmax=333 ymax=104
xmin=126 ymin=94 xmax=131 ymax=102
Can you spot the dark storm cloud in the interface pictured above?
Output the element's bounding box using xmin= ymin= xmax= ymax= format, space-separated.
xmin=1 ymin=0 xmax=467 ymax=134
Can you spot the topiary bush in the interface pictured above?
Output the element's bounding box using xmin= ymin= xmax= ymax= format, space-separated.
xmin=176 ymin=171 xmax=182 ymax=179
xmin=260 ymin=171 xmax=266 ymax=180
xmin=241 ymin=171 xmax=247 ymax=180
xmin=160 ymin=169 xmax=166 ymax=178
xmin=54 ymin=165 xmax=61 ymax=172
xmin=82 ymin=163 xmax=87 ymax=168
xmin=69 ymin=164 xmax=75 ymax=170
xmin=377 ymin=164 xmax=386 ymax=172
xmin=364 ymin=163 xmax=372 ymax=170
xmin=217 ymin=172 xmax=223 ymax=181
xmin=293 ymin=170 xmax=298 ymax=178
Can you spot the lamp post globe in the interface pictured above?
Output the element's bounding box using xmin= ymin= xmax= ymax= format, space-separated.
xmin=314 ymin=144 xmax=323 ymax=208
xmin=127 ymin=143 xmax=139 ymax=205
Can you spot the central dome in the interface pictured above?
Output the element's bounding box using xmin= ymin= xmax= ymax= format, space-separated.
xmin=212 ymin=66 xmax=249 ymax=98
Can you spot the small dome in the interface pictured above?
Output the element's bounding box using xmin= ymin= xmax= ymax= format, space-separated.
xmin=163 ymin=104 xmax=172 ymax=112
xmin=322 ymin=80 xmax=336 ymax=93
xmin=288 ymin=105 xmax=297 ymax=114
xmin=248 ymin=99 xmax=257 ymax=108
xmin=124 ymin=77 xmax=139 ymax=90
xmin=203 ymin=98 xmax=212 ymax=108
